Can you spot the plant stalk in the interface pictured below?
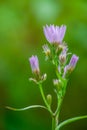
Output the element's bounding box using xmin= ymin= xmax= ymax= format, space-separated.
xmin=39 ymin=84 xmax=52 ymax=115
xmin=52 ymin=116 xmax=56 ymax=130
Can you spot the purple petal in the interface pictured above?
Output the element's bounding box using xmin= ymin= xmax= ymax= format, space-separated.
xmin=43 ymin=24 xmax=66 ymax=44
xmin=59 ymin=25 xmax=66 ymax=42
xmin=43 ymin=26 xmax=52 ymax=43
xmin=29 ymin=55 xmax=40 ymax=73
xmin=69 ymin=54 xmax=79 ymax=68
xmin=63 ymin=54 xmax=79 ymax=78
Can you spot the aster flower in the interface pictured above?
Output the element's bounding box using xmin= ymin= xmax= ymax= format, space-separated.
xmin=42 ymin=44 xmax=50 ymax=56
xmin=59 ymin=46 xmax=68 ymax=64
xmin=63 ymin=54 xmax=79 ymax=77
xmin=53 ymin=79 xmax=62 ymax=92
xmin=29 ymin=55 xmax=40 ymax=74
xmin=53 ymin=79 xmax=59 ymax=86
xmin=43 ymin=24 xmax=66 ymax=44
xmin=69 ymin=54 xmax=79 ymax=69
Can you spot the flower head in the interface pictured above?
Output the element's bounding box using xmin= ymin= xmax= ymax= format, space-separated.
xmin=43 ymin=25 xmax=66 ymax=44
xmin=42 ymin=44 xmax=50 ymax=56
xmin=29 ymin=55 xmax=40 ymax=74
xmin=59 ymin=46 xmax=68 ymax=64
xmin=53 ymin=79 xmax=62 ymax=92
xmin=69 ymin=54 xmax=79 ymax=69
xmin=63 ymin=54 xmax=79 ymax=77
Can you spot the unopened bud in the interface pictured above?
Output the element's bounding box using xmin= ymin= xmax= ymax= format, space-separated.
xmin=29 ymin=55 xmax=40 ymax=75
xmin=42 ymin=44 xmax=50 ymax=56
xmin=53 ymin=79 xmax=62 ymax=91
xmin=47 ymin=94 xmax=52 ymax=106
xmin=41 ymin=73 xmax=47 ymax=81
xmin=58 ymin=44 xmax=64 ymax=51
xmin=53 ymin=79 xmax=59 ymax=86
xmin=59 ymin=47 xmax=68 ymax=64
xmin=63 ymin=54 xmax=79 ymax=78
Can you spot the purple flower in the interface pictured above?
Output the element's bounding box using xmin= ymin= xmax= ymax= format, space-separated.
xmin=59 ymin=46 xmax=68 ymax=64
xmin=43 ymin=25 xmax=66 ymax=44
xmin=42 ymin=44 xmax=51 ymax=58
xmin=69 ymin=54 xmax=79 ymax=69
xmin=29 ymin=55 xmax=40 ymax=74
xmin=42 ymin=44 xmax=50 ymax=56
xmin=63 ymin=54 xmax=79 ymax=77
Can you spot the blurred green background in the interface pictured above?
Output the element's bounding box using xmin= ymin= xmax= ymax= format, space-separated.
xmin=0 ymin=0 xmax=87 ymax=130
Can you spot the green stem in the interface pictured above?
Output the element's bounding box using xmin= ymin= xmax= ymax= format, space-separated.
xmin=54 ymin=70 xmax=68 ymax=129
xmin=39 ymin=84 xmax=52 ymax=115
xmin=56 ymin=115 xmax=87 ymax=130
xmin=56 ymin=98 xmax=63 ymax=117
xmin=55 ymin=78 xmax=67 ymax=117
xmin=52 ymin=116 xmax=56 ymax=130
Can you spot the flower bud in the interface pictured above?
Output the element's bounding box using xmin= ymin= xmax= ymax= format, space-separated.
xmin=53 ymin=79 xmax=59 ymax=86
xmin=69 ymin=54 xmax=79 ymax=70
xmin=58 ymin=44 xmax=64 ymax=51
xmin=53 ymin=79 xmax=62 ymax=91
xmin=47 ymin=94 xmax=52 ymax=106
xmin=42 ymin=44 xmax=51 ymax=57
xmin=63 ymin=54 xmax=79 ymax=78
xmin=59 ymin=47 xmax=68 ymax=64
xmin=41 ymin=73 xmax=47 ymax=81
xmin=29 ymin=55 xmax=40 ymax=75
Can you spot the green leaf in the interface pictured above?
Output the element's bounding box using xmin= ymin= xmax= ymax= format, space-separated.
xmin=6 ymin=105 xmax=47 ymax=111
xmin=56 ymin=115 xmax=87 ymax=130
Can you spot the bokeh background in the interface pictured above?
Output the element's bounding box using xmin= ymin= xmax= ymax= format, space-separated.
xmin=0 ymin=0 xmax=87 ymax=130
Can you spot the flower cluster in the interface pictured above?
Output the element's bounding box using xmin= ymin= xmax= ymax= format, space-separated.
xmin=29 ymin=24 xmax=79 ymax=98
xmin=44 ymin=25 xmax=78 ymax=73
xmin=29 ymin=25 xmax=79 ymax=130
xmin=29 ymin=25 xmax=78 ymax=80
xmin=7 ymin=25 xmax=87 ymax=130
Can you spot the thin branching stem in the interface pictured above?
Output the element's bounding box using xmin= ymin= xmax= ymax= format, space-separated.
xmin=39 ymin=83 xmax=53 ymax=115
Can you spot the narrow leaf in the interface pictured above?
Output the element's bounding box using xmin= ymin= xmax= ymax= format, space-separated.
xmin=6 ymin=105 xmax=47 ymax=111
xmin=56 ymin=115 xmax=87 ymax=130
